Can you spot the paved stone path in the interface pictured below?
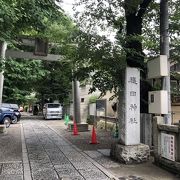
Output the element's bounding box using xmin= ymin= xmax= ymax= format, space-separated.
xmin=0 ymin=124 xmax=23 ymax=180
xmin=0 ymin=117 xmax=179 ymax=180
xmin=22 ymin=120 xmax=117 ymax=180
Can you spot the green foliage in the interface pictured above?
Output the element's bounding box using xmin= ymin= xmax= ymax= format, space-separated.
xmin=1 ymin=0 xmax=180 ymax=105
xmin=86 ymin=115 xmax=94 ymax=125
xmin=72 ymin=31 xmax=126 ymax=96
xmin=3 ymin=58 xmax=46 ymax=104
xmin=0 ymin=0 xmax=78 ymax=105
xmin=3 ymin=57 xmax=73 ymax=105
xmin=24 ymin=93 xmax=37 ymax=106
xmin=88 ymin=95 xmax=98 ymax=104
xmin=0 ymin=0 xmax=62 ymax=41
xmin=73 ymin=0 xmax=150 ymax=96
xmin=73 ymin=0 xmax=180 ymax=97
xmin=35 ymin=60 xmax=72 ymax=104
xmin=44 ymin=15 xmax=77 ymax=43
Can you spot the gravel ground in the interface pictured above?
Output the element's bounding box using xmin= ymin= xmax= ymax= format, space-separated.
xmin=44 ymin=119 xmax=118 ymax=151
xmin=43 ymin=119 xmax=180 ymax=180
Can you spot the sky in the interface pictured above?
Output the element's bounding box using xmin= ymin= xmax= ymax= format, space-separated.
xmin=61 ymin=0 xmax=75 ymax=17
xmin=60 ymin=0 xmax=116 ymax=42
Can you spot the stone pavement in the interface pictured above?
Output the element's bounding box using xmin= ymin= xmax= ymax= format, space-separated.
xmin=0 ymin=123 xmax=23 ymax=180
xmin=0 ymin=116 xmax=179 ymax=180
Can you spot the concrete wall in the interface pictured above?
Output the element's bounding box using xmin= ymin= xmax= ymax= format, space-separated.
xmin=101 ymin=91 xmax=117 ymax=117
xmin=79 ymin=85 xmax=100 ymax=122
xmin=68 ymin=83 xmax=180 ymax=125
xmin=140 ymin=114 xmax=152 ymax=147
xmin=172 ymin=105 xmax=180 ymax=124
xmin=79 ymin=85 xmax=117 ymax=122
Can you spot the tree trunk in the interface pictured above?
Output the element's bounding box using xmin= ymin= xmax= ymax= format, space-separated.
xmin=124 ymin=1 xmax=152 ymax=113
xmin=126 ymin=13 xmax=144 ymax=70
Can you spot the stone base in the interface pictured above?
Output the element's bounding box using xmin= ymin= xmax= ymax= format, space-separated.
xmin=0 ymin=126 xmax=6 ymax=133
xmin=110 ymin=142 xmax=150 ymax=164
xmin=68 ymin=122 xmax=89 ymax=132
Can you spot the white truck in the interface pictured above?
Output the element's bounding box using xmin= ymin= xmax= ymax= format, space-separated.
xmin=43 ymin=103 xmax=62 ymax=120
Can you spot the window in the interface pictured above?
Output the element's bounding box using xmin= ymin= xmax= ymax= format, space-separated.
xmin=47 ymin=104 xmax=60 ymax=108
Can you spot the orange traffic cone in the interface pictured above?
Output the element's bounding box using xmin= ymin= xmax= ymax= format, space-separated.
xmin=73 ymin=119 xmax=79 ymax=136
xmin=90 ymin=125 xmax=98 ymax=144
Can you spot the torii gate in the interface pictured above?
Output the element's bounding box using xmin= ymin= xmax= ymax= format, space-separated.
xmin=0 ymin=38 xmax=81 ymax=123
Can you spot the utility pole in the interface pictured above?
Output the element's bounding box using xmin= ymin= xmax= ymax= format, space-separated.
xmin=160 ymin=0 xmax=171 ymax=124
xmin=0 ymin=41 xmax=7 ymax=107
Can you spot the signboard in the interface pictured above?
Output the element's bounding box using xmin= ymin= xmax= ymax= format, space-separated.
xmin=34 ymin=38 xmax=48 ymax=56
xmin=121 ymin=67 xmax=140 ymax=145
xmin=161 ymin=133 xmax=175 ymax=161
xmin=96 ymin=99 xmax=106 ymax=116
xmin=89 ymin=103 xmax=96 ymax=116
xmin=96 ymin=99 xmax=106 ymax=111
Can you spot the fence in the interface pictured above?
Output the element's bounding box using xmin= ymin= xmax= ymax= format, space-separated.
xmin=153 ymin=118 xmax=180 ymax=174
xmin=88 ymin=113 xmax=153 ymax=148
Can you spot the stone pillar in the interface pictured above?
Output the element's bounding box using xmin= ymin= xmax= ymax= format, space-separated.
xmin=119 ymin=67 xmax=140 ymax=145
xmin=152 ymin=117 xmax=159 ymax=160
xmin=110 ymin=67 xmax=150 ymax=164
xmin=0 ymin=41 xmax=7 ymax=106
xmin=140 ymin=113 xmax=152 ymax=147
xmin=69 ymin=79 xmax=88 ymax=131
xmin=72 ymin=79 xmax=81 ymax=123
xmin=153 ymin=116 xmax=164 ymax=163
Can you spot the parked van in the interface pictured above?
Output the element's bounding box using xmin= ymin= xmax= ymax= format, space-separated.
xmin=43 ymin=103 xmax=62 ymax=120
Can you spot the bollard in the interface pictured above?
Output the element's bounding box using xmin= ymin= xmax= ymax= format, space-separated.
xmin=0 ymin=123 xmax=8 ymax=134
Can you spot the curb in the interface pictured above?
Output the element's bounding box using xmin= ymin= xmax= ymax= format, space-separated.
xmin=21 ymin=123 xmax=32 ymax=180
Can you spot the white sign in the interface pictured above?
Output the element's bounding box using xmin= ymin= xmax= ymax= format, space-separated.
xmin=161 ymin=133 xmax=175 ymax=161
xmin=120 ymin=67 xmax=140 ymax=145
xmin=89 ymin=103 xmax=96 ymax=116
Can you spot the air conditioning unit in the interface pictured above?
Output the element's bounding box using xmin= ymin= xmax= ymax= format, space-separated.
xmin=147 ymin=55 xmax=168 ymax=79
xmin=148 ymin=90 xmax=168 ymax=114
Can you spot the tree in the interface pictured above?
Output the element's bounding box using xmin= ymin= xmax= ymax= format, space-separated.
xmin=0 ymin=0 xmax=62 ymax=41
xmin=3 ymin=59 xmax=46 ymax=104
xmin=0 ymin=0 xmax=78 ymax=105
xmin=72 ymin=31 xmax=126 ymax=96
xmin=34 ymin=60 xmax=72 ymax=106
xmin=73 ymin=0 xmax=180 ymax=111
xmin=72 ymin=1 xmax=152 ymax=95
